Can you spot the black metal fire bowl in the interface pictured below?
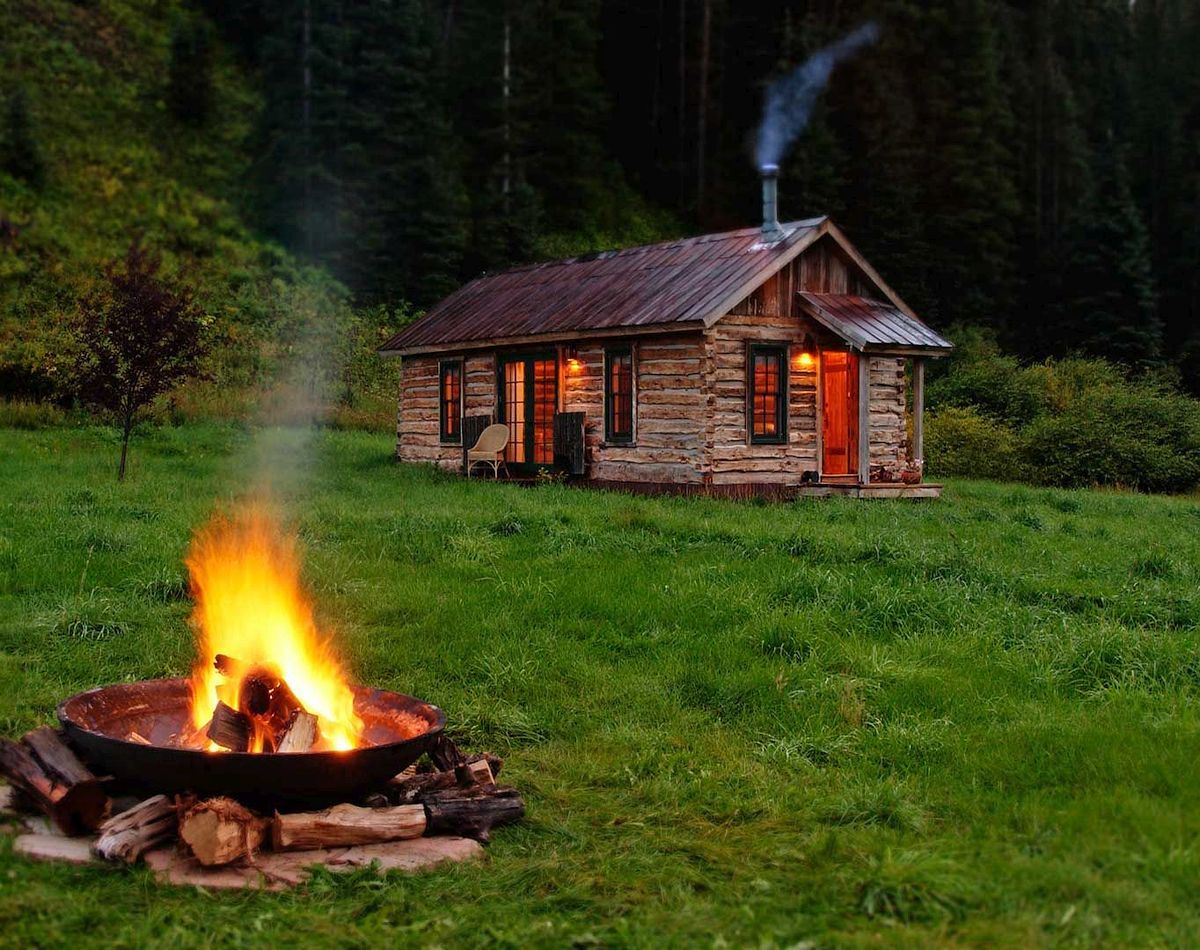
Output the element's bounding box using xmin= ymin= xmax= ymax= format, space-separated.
xmin=57 ymin=678 xmax=445 ymax=807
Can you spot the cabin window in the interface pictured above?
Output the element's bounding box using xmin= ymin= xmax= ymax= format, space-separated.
xmin=439 ymin=359 xmax=463 ymax=443
xmin=748 ymin=344 xmax=787 ymax=444
xmin=605 ymin=347 xmax=635 ymax=443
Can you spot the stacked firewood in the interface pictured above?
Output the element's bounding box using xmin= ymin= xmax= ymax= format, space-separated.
xmin=206 ymin=654 xmax=319 ymax=753
xmin=0 ymin=729 xmax=524 ymax=869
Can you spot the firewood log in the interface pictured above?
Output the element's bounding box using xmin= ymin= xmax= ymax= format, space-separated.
xmin=421 ymin=785 xmax=525 ymax=843
xmin=272 ymin=803 xmax=427 ymax=851
xmin=93 ymin=795 xmax=177 ymax=863
xmin=276 ymin=711 xmax=319 ymax=753
xmin=0 ymin=729 xmax=108 ymax=835
xmin=179 ymin=797 xmax=268 ymax=866
xmin=206 ymin=702 xmax=251 ymax=752
xmin=387 ymin=769 xmax=459 ymax=804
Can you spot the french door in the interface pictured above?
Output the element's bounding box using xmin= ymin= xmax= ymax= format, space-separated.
xmin=821 ymin=350 xmax=859 ymax=477
xmin=497 ymin=353 xmax=557 ymax=471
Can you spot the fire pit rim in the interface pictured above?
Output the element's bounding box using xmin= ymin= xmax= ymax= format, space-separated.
xmin=55 ymin=677 xmax=447 ymax=805
xmin=56 ymin=676 xmax=447 ymax=757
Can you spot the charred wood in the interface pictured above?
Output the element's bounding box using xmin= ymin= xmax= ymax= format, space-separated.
xmin=421 ymin=785 xmax=525 ymax=843
xmin=0 ymin=729 xmax=108 ymax=834
xmin=206 ymin=701 xmax=251 ymax=752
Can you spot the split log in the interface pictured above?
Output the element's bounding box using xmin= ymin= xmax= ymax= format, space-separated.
xmin=0 ymin=730 xmax=108 ymax=835
xmin=276 ymin=711 xmax=319 ymax=753
xmin=179 ymin=797 xmax=268 ymax=866
xmin=207 ymin=702 xmax=251 ymax=752
xmin=421 ymin=785 xmax=525 ymax=843
xmin=272 ymin=803 xmax=427 ymax=851
xmin=93 ymin=795 xmax=177 ymax=863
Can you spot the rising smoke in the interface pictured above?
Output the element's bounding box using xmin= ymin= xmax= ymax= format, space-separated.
xmin=754 ymin=21 xmax=881 ymax=170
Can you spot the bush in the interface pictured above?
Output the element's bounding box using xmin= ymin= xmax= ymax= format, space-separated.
xmin=1022 ymin=386 xmax=1200 ymax=492
xmin=929 ymin=342 xmax=1200 ymax=494
xmin=925 ymin=407 xmax=1022 ymax=481
xmin=0 ymin=398 xmax=68 ymax=429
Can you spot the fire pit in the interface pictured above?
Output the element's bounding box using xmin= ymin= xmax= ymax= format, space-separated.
xmin=58 ymin=678 xmax=444 ymax=806
xmin=0 ymin=506 xmax=525 ymax=888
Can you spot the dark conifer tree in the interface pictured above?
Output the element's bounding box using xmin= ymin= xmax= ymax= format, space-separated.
xmin=1057 ymin=136 xmax=1161 ymax=365
xmin=0 ymin=87 xmax=45 ymax=188
xmin=167 ymin=16 xmax=216 ymax=124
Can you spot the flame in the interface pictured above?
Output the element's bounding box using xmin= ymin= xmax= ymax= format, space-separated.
xmin=186 ymin=507 xmax=362 ymax=752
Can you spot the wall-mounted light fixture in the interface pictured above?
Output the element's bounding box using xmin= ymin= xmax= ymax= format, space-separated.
xmin=564 ymin=345 xmax=583 ymax=373
xmin=794 ymin=333 xmax=816 ymax=369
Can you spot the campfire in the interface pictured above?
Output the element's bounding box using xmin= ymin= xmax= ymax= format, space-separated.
xmin=0 ymin=507 xmax=524 ymax=887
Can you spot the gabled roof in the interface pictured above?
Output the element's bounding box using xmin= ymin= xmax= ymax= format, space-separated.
xmin=378 ymin=217 xmax=949 ymax=356
xmin=798 ymin=293 xmax=952 ymax=354
xmin=380 ymin=219 xmax=827 ymax=355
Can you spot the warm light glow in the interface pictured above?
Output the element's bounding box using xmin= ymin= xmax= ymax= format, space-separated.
xmin=567 ymin=357 xmax=584 ymax=373
xmin=186 ymin=507 xmax=362 ymax=753
xmin=795 ymin=351 xmax=815 ymax=369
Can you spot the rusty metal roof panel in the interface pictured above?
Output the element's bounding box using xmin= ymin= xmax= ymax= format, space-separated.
xmin=380 ymin=220 xmax=826 ymax=354
xmin=797 ymin=293 xmax=952 ymax=352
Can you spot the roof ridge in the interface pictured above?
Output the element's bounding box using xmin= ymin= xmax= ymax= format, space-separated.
xmin=477 ymin=218 xmax=828 ymax=278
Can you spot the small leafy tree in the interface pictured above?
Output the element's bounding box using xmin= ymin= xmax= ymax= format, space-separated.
xmin=0 ymin=87 xmax=45 ymax=186
xmin=75 ymin=243 xmax=209 ymax=480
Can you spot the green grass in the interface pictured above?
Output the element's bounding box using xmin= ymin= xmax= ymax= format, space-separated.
xmin=2 ymin=424 xmax=1199 ymax=946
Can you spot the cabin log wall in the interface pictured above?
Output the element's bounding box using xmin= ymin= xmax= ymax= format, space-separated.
xmin=562 ymin=335 xmax=706 ymax=485
xmin=868 ymin=357 xmax=907 ymax=473
xmin=705 ymin=313 xmax=818 ymax=485
xmin=396 ymin=354 xmax=496 ymax=469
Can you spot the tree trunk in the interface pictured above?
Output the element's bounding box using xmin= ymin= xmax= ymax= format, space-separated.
xmin=118 ymin=412 xmax=134 ymax=481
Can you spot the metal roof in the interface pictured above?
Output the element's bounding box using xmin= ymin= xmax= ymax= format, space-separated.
xmin=379 ymin=219 xmax=827 ymax=355
xmin=797 ymin=292 xmax=953 ymax=354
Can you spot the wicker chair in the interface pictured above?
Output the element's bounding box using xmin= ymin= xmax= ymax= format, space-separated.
xmin=466 ymin=423 xmax=511 ymax=479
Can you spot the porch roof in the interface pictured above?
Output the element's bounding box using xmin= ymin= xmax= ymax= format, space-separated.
xmin=797 ymin=293 xmax=953 ymax=355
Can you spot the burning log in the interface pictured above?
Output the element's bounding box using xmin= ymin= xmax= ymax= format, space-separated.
xmin=207 ymin=702 xmax=251 ymax=752
xmin=272 ymin=803 xmax=427 ymax=851
xmin=421 ymin=785 xmax=525 ymax=843
xmin=179 ymin=797 xmax=268 ymax=866
xmin=276 ymin=711 xmax=319 ymax=754
xmin=93 ymin=795 xmax=177 ymax=863
xmin=0 ymin=728 xmax=108 ymax=835
xmin=214 ymin=655 xmax=307 ymax=752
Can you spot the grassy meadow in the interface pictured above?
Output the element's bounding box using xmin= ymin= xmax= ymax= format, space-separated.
xmin=1 ymin=423 xmax=1199 ymax=946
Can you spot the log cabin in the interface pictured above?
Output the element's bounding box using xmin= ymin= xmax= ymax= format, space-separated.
xmin=379 ymin=171 xmax=952 ymax=498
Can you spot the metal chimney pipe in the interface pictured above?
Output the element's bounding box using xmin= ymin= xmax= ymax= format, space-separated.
xmin=760 ymin=164 xmax=782 ymax=240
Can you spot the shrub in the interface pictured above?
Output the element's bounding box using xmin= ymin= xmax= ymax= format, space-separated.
xmin=0 ymin=398 xmax=68 ymax=429
xmin=925 ymin=407 xmax=1022 ymax=481
xmin=1021 ymin=386 xmax=1200 ymax=492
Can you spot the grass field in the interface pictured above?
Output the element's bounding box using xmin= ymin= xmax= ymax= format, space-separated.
xmin=1 ymin=424 xmax=1198 ymax=947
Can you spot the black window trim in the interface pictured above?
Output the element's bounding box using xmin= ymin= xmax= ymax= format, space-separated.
xmin=604 ymin=345 xmax=636 ymax=445
xmin=439 ymin=358 xmax=464 ymax=444
xmin=747 ymin=341 xmax=788 ymax=445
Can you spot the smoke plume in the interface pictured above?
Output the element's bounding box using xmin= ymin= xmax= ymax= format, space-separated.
xmin=754 ymin=21 xmax=881 ymax=170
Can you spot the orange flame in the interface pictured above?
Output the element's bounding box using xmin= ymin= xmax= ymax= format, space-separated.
xmin=186 ymin=507 xmax=362 ymax=752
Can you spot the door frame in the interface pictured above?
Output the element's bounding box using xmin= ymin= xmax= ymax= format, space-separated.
xmin=819 ymin=348 xmax=860 ymax=479
xmin=495 ymin=350 xmax=559 ymax=473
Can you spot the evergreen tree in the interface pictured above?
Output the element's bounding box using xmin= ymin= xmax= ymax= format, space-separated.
xmin=0 ymin=87 xmax=45 ymax=187
xmin=167 ymin=15 xmax=216 ymax=124
xmin=921 ymin=0 xmax=1021 ymax=329
xmin=1057 ymin=135 xmax=1161 ymax=365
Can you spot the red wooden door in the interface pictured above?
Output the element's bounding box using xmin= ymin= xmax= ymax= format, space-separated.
xmin=821 ymin=351 xmax=859 ymax=476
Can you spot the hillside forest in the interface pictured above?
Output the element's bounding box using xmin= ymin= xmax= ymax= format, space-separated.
xmin=1 ymin=1 xmax=1199 ymax=487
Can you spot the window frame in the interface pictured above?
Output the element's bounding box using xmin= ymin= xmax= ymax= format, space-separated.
xmin=438 ymin=358 xmax=464 ymax=444
xmin=604 ymin=345 xmax=636 ymax=445
xmin=747 ymin=342 xmax=788 ymax=445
